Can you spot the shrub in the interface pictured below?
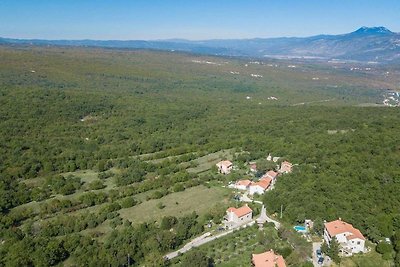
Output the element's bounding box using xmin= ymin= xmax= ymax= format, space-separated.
xmin=87 ymin=180 xmax=105 ymax=190
xmin=157 ymin=202 xmax=165 ymax=209
xmin=376 ymin=242 xmax=393 ymax=255
xmin=120 ymin=197 xmax=137 ymax=208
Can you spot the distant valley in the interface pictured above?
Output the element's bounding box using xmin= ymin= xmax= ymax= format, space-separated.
xmin=1 ymin=27 xmax=400 ymax=63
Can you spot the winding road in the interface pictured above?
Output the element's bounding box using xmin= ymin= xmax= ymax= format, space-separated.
xmin=164 ymin=196 xmax=281 ymax=260
xmin=164 ymin=221 xmax=256 ymax=260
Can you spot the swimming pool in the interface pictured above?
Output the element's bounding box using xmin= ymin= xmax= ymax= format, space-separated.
xmin=294 ymin=225 xmax=307 ymax=232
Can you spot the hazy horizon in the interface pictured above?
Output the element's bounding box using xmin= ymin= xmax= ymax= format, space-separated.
xmin=0 ymin=25 xmax=398 ymax=42
xmin=1 ymin=0 xmax=400 ymax=40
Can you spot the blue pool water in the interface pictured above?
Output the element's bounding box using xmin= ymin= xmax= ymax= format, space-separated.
xmin=294 ymin=225 xmax=307 ymax=232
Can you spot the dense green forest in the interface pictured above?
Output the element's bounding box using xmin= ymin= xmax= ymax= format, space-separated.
xmin=0 ymin=45 xmax=399 ymax=266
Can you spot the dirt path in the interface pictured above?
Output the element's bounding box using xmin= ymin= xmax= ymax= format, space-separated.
xmin=292 ymin=98 xmax=335 ymax=106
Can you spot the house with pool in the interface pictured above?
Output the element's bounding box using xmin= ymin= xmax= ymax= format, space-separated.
xmin=324 ymin=218 xmax=366 ymax=256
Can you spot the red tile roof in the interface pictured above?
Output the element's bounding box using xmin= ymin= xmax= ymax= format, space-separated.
xmin=252 ymin=177 xmax=272 ymax=189
xmin=252 ymin=250 xmax=286 ymax=267
xmin=264 ymin=170 xmax=278 ymax=179
xmin=325 ymin=219 xmax=365 ymax=240
xmin=227 ymin=205 xmax=252 ymax=218
xmin=280 ymin=161 xmax=293 ymax=173
xmin=236 ymin=180 xmax=252 ymax=187
xmin=282 ymin=161 xmax=292 ymax=166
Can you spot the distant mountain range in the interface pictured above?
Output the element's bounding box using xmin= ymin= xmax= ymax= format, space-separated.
xmin=1 ymin=27 xmax=400 ymax=63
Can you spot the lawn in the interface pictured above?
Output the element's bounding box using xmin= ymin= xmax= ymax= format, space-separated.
xmin=118 ymin=185 xmax=231 ymax=224
xmin=331 ymin=246 xmax=393 ymax=267
xmin=62 ymin=169 xmax=99 ymax=184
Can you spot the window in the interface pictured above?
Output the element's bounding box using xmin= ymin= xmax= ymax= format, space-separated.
xmin=357 ymin=241 xmax=360 ymax=245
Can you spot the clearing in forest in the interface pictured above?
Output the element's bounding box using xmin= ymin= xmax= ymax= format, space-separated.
xmin=119 ymin=185 xmax=231 ymax=223
xmin=187 ymin=149 xmax=234 ymax=174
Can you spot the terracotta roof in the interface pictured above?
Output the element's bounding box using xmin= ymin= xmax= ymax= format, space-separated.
xmin=282 ymin=161 xmax=292 ymax=166
xmin=227 ymin=205 xmax=252 ymax=218
xmin=236 ymin=180 xmax=252 ymax=187
xmin=280 ymin=161 xmax=293 ymax=173
xmin=264 ymin=170 xmax=278 ymax=179
xmin=251 ymin=177 xmax=272 ymax=189
xmin=252 ymin=250 xmax=286 ymax=267
xmin=217 ymin=160 xmax=233 ymax=167
xmin=325 ymin=219 xmax=365 ymax=240
xmin=346 ymin=231 xmax=365 ymax=240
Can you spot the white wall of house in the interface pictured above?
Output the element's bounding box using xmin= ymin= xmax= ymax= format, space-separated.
xmin=344 ymin=238 xmax=365 ymax=254
xmin=229 ymin=212 xmax=252 ymax=224
xmin=249 ymin=185 xmax=265 ymax=195
xmin=323 ymin=228 xmax=331 ymax=244
xmin=227 ymin=211 xmax=236 ymax=222
xmin=335 ymin=232 xmax=352 ymax=244
xmin=217 ymin=163 xmax=232 ymax=174
xmin=324 ymin=228 xmax=365 ymax=255
xmin=234 ymin=184 xmax=249 ymax=191
xmin=225 ymin=211 xmax=253 ymax=229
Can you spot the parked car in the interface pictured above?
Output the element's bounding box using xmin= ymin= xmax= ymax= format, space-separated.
xmin=318 ymin=257 xmax=324 ymax=265
xmin=316 ymin=249 xmax=322 ymax=257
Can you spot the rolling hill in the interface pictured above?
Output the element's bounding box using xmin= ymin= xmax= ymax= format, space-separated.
xmin=1 ymin=27 xmax=400 ymax=63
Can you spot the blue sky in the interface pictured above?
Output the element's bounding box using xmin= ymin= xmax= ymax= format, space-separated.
xmin=1 ymin=0 xmax=399 ymax=40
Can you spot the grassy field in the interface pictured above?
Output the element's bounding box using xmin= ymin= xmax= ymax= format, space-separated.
xmin=332 ymin=253 xmax=391 ymax=267
xmin=331 ymin=243 xmax=392 ymax=267
xmin=187 ymin=149 xmax=234 ymax=174
xmin=119 ymin=185 xmax=231 ymax=224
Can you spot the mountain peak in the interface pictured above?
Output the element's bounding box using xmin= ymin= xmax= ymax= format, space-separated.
xmin=352 ymin=26 xmax=393 ymax=35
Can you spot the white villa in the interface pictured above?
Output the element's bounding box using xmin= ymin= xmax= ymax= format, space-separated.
xmin=249 ymin=177 xmax=272 ymax=195
xmin=232 ymin=179 xmax=252 ymax=190
xmin=230 ymin=170 xmax=277 ymax=195
xmin=216 ymin=160 xmax=233 ymax=175
xmin=324 ymin=218 xmax=366 ymax=256
xmin=224 ymin=205 xmax=252 ymax=229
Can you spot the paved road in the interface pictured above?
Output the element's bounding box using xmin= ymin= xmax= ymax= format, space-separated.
xmin=240 ymin=193 xmax=252 ymax=202
xmin=312 ymin=242 xmax=322 ymax=267
xmin=261 ymin=205 xmax=281 ymax=230
xmin=164 ymin=221 xmax=256 ymax=260
xmin=239 ymin=193 xmax=263 ymax=205
xmin=312 ymin=242 xmax=332 ymax=266
xmin=240 ymin=194 xmax=280 ymax=229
